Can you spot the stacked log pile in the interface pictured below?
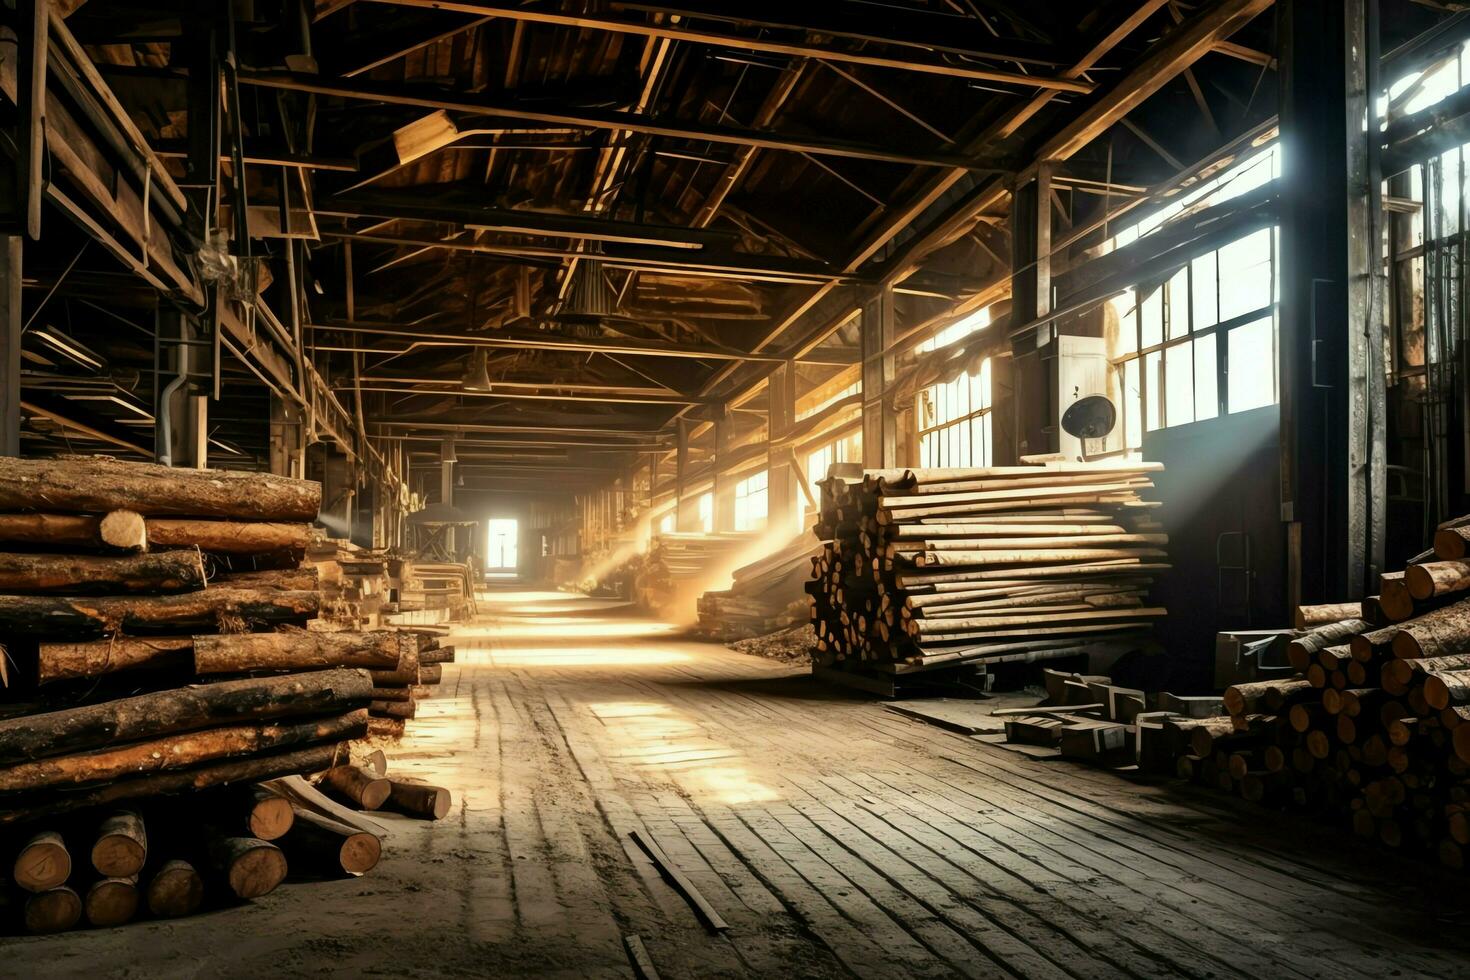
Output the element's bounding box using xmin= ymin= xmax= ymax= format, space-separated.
xmin=0 ymin=456 xmax=457 ymax=930
xmin=634 ymin=532 xmax=754 ymax=613
xmin=306 ymin=538 xmax=391 ymax=629
xmin=999 ymin=514 xmax=1470 ymax=872
xmin=809 ymin=463 xmax=1169 ymax=674
xmin=697 ymin=534 xmax=820 ymax=639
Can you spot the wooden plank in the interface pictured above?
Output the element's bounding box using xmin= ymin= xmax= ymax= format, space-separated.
xmin=628 ymin=829 xmax=730 ymax=932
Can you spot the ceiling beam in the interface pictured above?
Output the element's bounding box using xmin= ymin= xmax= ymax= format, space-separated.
xmin=361 ymin=385 xmax=711 ymax=405
xmin=237 ymin=70 xmax=1011 ymax=171
xmin=307 ymin=320 xmax=858 ymax=365
xmin=365 ymin=0 xmax=1090 ymax=91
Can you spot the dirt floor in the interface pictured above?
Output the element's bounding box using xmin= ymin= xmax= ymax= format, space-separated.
xmin=9 ymin=588 xmax=1470 ymax=978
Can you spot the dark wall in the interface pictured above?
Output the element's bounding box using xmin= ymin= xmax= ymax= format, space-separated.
xmin=1144 ymin=406 xmax=1287 ymax=693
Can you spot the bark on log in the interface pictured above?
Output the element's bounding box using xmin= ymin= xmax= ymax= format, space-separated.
xmin=1383 ymin=653 xmax=1470 ymax=695
xmin=1378 ymin=576 xmax=1415 ymax=622
xmin=367 ymin=717 xmax=405 ymax=739
xmin=1391 ymin=600 xmax=1470 ymax=659
xmin=206 ymin=834 xmax=287 ymax=900
xmin=92 ymin=811 xmax=147 ymax=877
xmin=84 ymin=876 xmax=139 ymax=927
xmin=419 ymin=664 xmax=442 ymax=684
xmin=0 ymin=669 xmax=371 ymax=764
xmin=1407 ymin=560 xmax=1470 ymax=601
xmin=145 ymin=860 xmax=203 ymax=918
xmin=0 ymin=711 xmax=369 ymax=793
xmin=386 ymin=780 xmax=451 ymax=820
xmin=193 ymin=632 xmax=407 ymax=675
xmin=0 ymin=549 xmax=206 ymax=595
xmin=321 ymin=765 xmax=390 ymax=810
xmin=145 ymin=519 xmax=311 ymax=555
xmin=279 ymin=808 xmax=381 ymax=876
xmin=1424 ymin=670 xmax=1470 ymax=711
xmin=213 ymin=567 xmax=319 ymax=591
xmin=419 ymin=645 xmax=455 ymax=665
xmin=368 ymin=666 xmax=420 ymax=687
xmin=14 ymin=830 xmax=70 ymax=892
xmin=0 ymin=457 xmax=320 ymax=521
xmin=24 ymin=886 xmax=81 ymax=933
xmin=916 ymin=547 xmax=1166 ymax=567
xmin=1222 ymin=679 xmax=1311 ymax=716
xmin=370 ymin=686 xmax=411 ymax=702
xmin=0 ymin=588 xmax=320 ymax=639
xmin=38 ymin=636 xmax=193 ymax=684
xmin=1287 ymin=621 xmax=1370 ymax=673
xmin=1295 ymin=602 xmax=1363 ymax=629
xmin=0 ymin=742 xmax=351 ymax=826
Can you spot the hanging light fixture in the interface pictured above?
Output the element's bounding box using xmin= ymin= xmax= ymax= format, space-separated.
xmin=463 ymin=348 xmax=493 ymax=391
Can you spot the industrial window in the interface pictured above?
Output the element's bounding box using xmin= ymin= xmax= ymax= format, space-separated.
xmin=918 ymin=306 xmax=991 ymax=354
xmin=917 ymin=357 xmax=992 ymax=468
xmin=733 ymin=471 xmax=768 ymax=531
xmin=1106 ymin=227 xmax=1279 ymax=450
xmin=657 ymin=511 xmax=675 ymax=535
xmin=696 ymin=492 xmax=713 ymax=533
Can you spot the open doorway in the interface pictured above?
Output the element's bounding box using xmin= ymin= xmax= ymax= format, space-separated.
xmin=486 ymin=518 xmax=519 ymax=579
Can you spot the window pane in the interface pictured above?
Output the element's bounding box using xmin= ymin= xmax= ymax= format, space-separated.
xmin=1163 ymin=340 xmax=1194 ymax=426
xmin=1123 ymin=359 xmax=1142 ymax=450
xmin=1194 ymin=332 xmax=1219 ymax=421
xmin=1192 ymin=251 xmax=1218 ymax=329
xmin=1140 ymin=284 xmax=1164 ymax=348
xmin=1218 ymin=229 xmax=1273 ymax=321
xmin=1165 ymin=268 xmax=1190 ymax=340
xmin=1144 ymin=351 xmax=1163 ymax=431
xmin=1228 ymin=314 xmax=1276 ymax=412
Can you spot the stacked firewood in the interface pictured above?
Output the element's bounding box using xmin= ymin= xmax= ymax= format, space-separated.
xmin=808 ymin=463 xmax=1170 ymax=672
xmin=2 ymin=750 xmax=451 ymax=933
xmin=1166 ymin=520 xmax=1470 ymax=868
xmin=697 ymin=534 xmax=820 ymax=639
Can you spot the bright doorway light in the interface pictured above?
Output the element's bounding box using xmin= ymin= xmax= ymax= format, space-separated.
xmin=486 ymin=518 xmax=519 ymax=572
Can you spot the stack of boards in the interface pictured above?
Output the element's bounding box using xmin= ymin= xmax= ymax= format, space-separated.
xmin=633 ymin=532 xmax=756 ymax=614
xmin=808 ymin=462 xmax=1169 ymax=675
xmin=697 ymin=533 xmax=821 ymax=639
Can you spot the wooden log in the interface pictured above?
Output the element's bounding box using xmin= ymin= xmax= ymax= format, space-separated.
xmin=243 ymin=784 xmax=294 ymax=841
xmin=915 ymin=547 xmax=1166 ymax=567
xmin=385 ymin=780 xmax=451 ymax=820
xmin=1184 ymin=717 xmax=1238 ymax=757
xmin=0 ymin=711 xmax=368 ymax=794
xmin=145 ymin=519 xmax=311 ymax=555
xmin=206 ymin=834 xmax=287 ymax=900
xmin=1435 ymin=525 xmax=1470 ymax=560
xmin=370 ymin=686 xmax=412 ymax=702
xmin=367 ymin=717 xmax=405 ymax=739
xmin=1378 ymin=575 xmax=1415 ymax=622
xmin=213 ymin=566 xmax=319 ymax=591
xmin=1390 ymin=599 xmax=1470 ymax=659
xmin=193 ymin=632 xmax=407 ymax=674
xmin=0 ymin=587 xmax=321 ymax=639
xmin=418 ymin=645 xmax=455 ymax=665
xmin=1287 ymin=620 xmax=1370 ymax=673
xmin=1406 ymin=560 xmax=1470 ymax=601
xmin=0 ymin=669 xmax=371 ymax=764
xmin=1295 ymin=602 xmax=1362 ymax=629
xmin=91 ymin=811 xmax=146 ymax=877
xmin=419 ymin=663 xmax=442 ymax=684
xmin=370 ymin=700 xmax=415 ymax=719
xmin=0 ymin=742 xmax=352 ymax=826
xmin=0 ymin=457 xmax=320 ymax=521
xmin=321 ymin=764 xmax=391 ymax=810
xmin=14 ymin=830 xmax=70 ymax=892
xmin=84 ymin=875 xmax=139 ymax=927
xmin=0 ymin=511 xmax=147 ymax=551
xmin=24 ymin=886 xmax=82 ymax=933
xmin=279 ymin=807 xmax=381 ymax=876
xmin=37 ymin=636 xmax=192 ymax=684
xmin=0 ymin=549 xmax=206 ymax=595
xmin=1423 ymin=670 xmax=1470 ymax=711
xmin=1383 ymin=653 xmax=1470 ymax=695
xmin=1222 ymin=679 xmax=1311 ymax=716
xmin=145 ymin=859 xmax=203 ymax=918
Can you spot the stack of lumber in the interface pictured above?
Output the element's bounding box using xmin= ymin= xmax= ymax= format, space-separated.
xmin=808 ymin=462 xmax=1170 ymax=675
xmin=633 ymin=532 xmax=754 ymax=613
xmin=395 ymin=560 xmax=476 ymax=622
xmin=697 ymin=533 xmax=820 ymax=639
xmin=305 ymin=538 xmax=391 ymax=629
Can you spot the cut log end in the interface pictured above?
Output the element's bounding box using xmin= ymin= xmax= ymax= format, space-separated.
xmin=24 ymin=887 xmax=83 ymax=934
xmin=146 ymin=860 xmax=204 ymax=918
xmin=248 ymin=795 xmax=296 ymax=841
xmin=14 ymin=832 xmax=71 ymax=892
xmin=84 ymin=877 xmax=139 ymax=928
xmin=338 ymin=832 xmax=383 ymax=875
xmin=221 ymin=839 xmax=288 ymax=900
xmin=98 ymin=510 xmax=148 ymax=551
xmin=92 ymin=812 xmax=148 ymax=877
xmin=387 ymin=781 xmax=452 ymax=820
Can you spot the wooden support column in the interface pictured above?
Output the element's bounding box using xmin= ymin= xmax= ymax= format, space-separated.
xmin=0 ymin=237 xmax=19 ymax=458
xmin=268 ymin=394 xmax=303 ymax=477
xmin=1009 ymin=164 xmax=1055 ymax=459
xmin=674 ymin=418 xmax=692 ymax=531
xmin=16 ymin=0 xmax=46 ymax=240
xmin=767 ymin=360 xmax=801 ymax=536
xmin=713 ymin=407 xmax=736 ymax=532
xmin=861 ymin=285 xmax=897 ymax=469
xmin=1279 ymin=0 xmax=1380 ymax=602
xmin=439 ymin=438 xmax=455 ymax=555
